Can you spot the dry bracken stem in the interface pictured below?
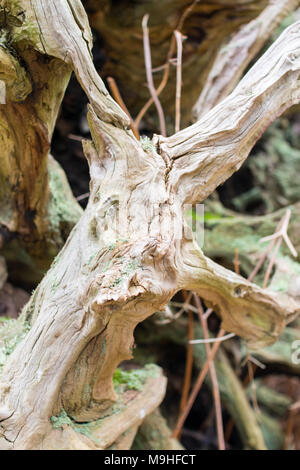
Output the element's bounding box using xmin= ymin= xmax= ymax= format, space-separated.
xmin=260 ymin=209 xmax=297 ymax=257
xmin=234 ymin=248 xmax=240 ymax=275
xmin=68 ymin=134 xmax=83 ymax=142
xmin=248 ymin=216 xmax=285 ymax=282
xmin=203 ymin=308 xmax=213 ymax=321
xmin=193 ymin=294 xmax=225 ymax=450
xmin=248 ymin=239 xmax=277 ymax=283
xmin=172 ymin=328 xmax=225 ymax=439
xmin=142 ymin=14 xmax=166 ymax=136
xmin=246 ymin=355 xmax=260 ymax=416
xmin=178 ymin=292 xmax=194 ymax=438
xmin=189 ymin=333 xmax=235 ymax=345
xmin=76 ymin=192 xmax=90 ymax=202
xmin=284 ymin=399 xmax=300 ymax=449
xmin=107 ymin=76 xmax=140 ymax=140
xmin=226 ymin=215 xmax=287 ymax=440
xmin=174 ymin=31 xmax=184 ymax=133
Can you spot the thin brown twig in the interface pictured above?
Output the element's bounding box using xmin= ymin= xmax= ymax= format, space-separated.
xmin=246 ymin=355 xmax=266 ymax=370
xmin=263 ymin=236 xmax=282 ymax=288
xmin=179 ymin=310 xmax=194 ymax=412
xmin=224 ymin=362 xmax=258 ymax=442
xmin=172 ymin=327 xmax=225 ymax=439
xmin=248 ymin=238 xmax=277 ymax=282
xmin=134 ymin=1 xmax=199 ymax=128
xmin=203 ymin=308 xmax=213 ymax=321
xmin=107 ymin=76 xmax=140 ymax=140
xmin=142 ymin=14 xmax=166 ymax=137
xmin=260 ymin=209 xmax=297 ymax=257
xmin=246 ymin=353 xmax=260 ymax=416
xmin=234 ymin=248 xmax=240 ymax=275
xmin=178 ymin=292 xmax=194 ymax=439
xmin=283 ymin=392 xmax=300 ymax=449
xmin=68 ymin=133 xmax=83 ymax=142
xmin=189 ymin=332 xmax=235 ymax=345
xmin=283 ymin=408 xmax=296 ymax=449
xmin=194 ymin=294 xmax=225 ymax=450
xmin=170 ymin=299 xmax=198 ymax=314
xmin=174 ymin=31 xmax=184 ymax=133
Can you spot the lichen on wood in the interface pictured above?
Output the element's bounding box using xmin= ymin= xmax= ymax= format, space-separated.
xmin=1 ymin=0 xmax=300 ymax=450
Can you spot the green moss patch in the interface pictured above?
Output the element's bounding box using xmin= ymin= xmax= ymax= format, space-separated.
xmin=113 ymin=364 xmax=159 ymax=392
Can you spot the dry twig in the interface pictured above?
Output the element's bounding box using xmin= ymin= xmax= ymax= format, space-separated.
xmin=76 ymin=192 xmax=90 ymax=202
xmin=178 ymin=292 xmax=195 ymax=438
xmin=174 ymin=31 xmax=184 ymax=133
xmin=234 ymin=248 xmax=240 ymax=275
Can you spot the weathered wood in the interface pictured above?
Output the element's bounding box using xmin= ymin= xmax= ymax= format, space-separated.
xmin=85 ymin=0 xmax=271 ymax=130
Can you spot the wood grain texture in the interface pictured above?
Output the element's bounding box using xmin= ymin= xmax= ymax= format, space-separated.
xmin=85 ymin=0 xmax=271 ymax=130
xmin=0 ymin=1 xmax=300 ymax=450
xmin=194 ymin=0 xmax=300 ymax=119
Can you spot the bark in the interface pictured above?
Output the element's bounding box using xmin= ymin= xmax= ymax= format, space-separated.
xmin=0 ymin=1 xmax=83 ymax=283
xmin=0 ymin=1 xmax=300 ymax=450
xmin=84 ymin=0 xmax=272 ymax=130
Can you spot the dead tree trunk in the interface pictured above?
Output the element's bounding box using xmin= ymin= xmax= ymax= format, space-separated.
xmin=0 ymin=0 xmax=300 ymax=450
